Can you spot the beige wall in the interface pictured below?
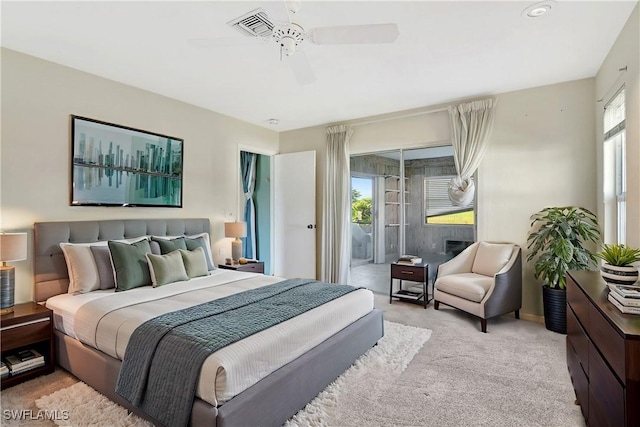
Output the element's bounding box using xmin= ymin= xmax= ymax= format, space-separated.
xmin=1 ymin=48 xmax=279 ymax=303
xmin=280 ymin=78 xmax=597 ymax=317
xmin=595 ymin=3 xmax=639 ymax=247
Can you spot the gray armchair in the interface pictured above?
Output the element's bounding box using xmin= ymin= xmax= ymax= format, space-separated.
xmin=434 ymin=241 xmax=522 ymax=333
xmin=351 ymin=223 xmax=372 ymax=260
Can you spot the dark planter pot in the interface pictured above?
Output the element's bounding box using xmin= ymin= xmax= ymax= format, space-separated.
xmin=543 ymin=285 xmax=566 ymax=334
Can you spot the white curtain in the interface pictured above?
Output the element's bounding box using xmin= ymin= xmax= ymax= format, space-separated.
xmin=321 ymin=124 xmax=352 ymax=284
xmin=447 ymin=99 xmax=496 ymax=206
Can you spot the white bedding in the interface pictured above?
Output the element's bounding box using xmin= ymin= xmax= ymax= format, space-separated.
xmin=46 ymin=269 xmax=374 ymax=406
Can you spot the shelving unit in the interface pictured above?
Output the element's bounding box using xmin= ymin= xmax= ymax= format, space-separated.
xmin=384 ymin=175 xmax=410 ymax=227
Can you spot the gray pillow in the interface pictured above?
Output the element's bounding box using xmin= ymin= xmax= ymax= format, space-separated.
xmin=151 ymin=237 xmax=187 ymax=254
xmin=108 ymin=239 xmax=153 ymax=291
xmin=90 ymin=245 xmax=116 ymax=290
xmin=179 ymin=248 xmax=209 ymax=279
xmin=146 ymin=250 xmax=189 ymax=287
xmin=185 ymin=236 xmax=215 ymax=270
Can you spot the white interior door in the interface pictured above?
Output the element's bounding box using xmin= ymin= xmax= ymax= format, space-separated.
xmin=273 ymin=150 xmax=316 ymax=278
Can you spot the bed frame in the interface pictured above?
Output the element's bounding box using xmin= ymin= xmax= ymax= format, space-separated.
xmin=34 ymin=219 xmax=384 ymax=427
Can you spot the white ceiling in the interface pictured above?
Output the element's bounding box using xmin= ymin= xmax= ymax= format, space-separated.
xmin=1 ymin=1 xmax=636 ymax=132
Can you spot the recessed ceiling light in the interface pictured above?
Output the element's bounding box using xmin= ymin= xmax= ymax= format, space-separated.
xmin=268 ymin=118 xmax=279 ymax=125
xmin=522 ymin=1 xmax=556 ymax=18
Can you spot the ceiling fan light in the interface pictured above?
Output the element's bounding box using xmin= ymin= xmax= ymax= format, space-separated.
xmin=281 ymin=36 xmax=297 ymax=56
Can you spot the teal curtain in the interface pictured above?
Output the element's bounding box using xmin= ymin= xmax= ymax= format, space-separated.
xmin=241 ymin=151 xmax=257 ymax=258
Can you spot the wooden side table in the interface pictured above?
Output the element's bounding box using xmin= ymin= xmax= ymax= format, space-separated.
xmin=1 ymin=302 xmax=55 ymax=389
xmin=390 ymin=262 xmax=430 ymax=309
xmin=218 ymin=261 xmax=265 ymax=274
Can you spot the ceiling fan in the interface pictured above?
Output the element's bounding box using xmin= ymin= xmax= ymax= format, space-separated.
xmin=188 ymin=1 xmax=399 ymax=85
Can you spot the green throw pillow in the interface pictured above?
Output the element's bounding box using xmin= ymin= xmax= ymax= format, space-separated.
xmin=108 ymin=239 xmax=153 ymax=291
xmin=179 ymin=248 xmax=209 ymax=279
xmin=151 ymin=236 xmax=187 ymax=254
xmin=184 ymin=236 xmax=214 ymax=270
xmin=146 ymin=250 xmax=189 ymax=287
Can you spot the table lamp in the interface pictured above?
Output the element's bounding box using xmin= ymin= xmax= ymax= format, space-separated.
xmin=224 ymin=222 xmax=247 ymax=263
xmin=0 ymin=232 xmax=28 ymax=314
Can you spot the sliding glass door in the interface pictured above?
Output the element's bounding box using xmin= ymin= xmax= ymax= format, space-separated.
xmin=349 ymin=146 xmax=477 ymax=294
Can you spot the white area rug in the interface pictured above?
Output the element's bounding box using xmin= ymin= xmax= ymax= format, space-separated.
xmin=35 ymin=382 xmax=152 ymax=427
xmin=33 ymin=321 xmax=430 ymax=427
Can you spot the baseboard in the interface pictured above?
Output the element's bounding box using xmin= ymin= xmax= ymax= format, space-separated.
xmin=520 ymin=312 xmax=544 ymax=324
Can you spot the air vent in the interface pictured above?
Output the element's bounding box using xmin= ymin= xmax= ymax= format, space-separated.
xmin=227 ymin=8 xmax=274 ymax=38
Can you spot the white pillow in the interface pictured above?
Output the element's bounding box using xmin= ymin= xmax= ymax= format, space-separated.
xmin=60 ymin=243 xmax=100 ymax=294
xmin=471 ymin=242 xmax=514 ymax=277
xmin=59 ymin=237 xmax=149 ymax=294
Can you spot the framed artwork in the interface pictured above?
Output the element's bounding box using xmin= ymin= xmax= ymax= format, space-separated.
xmin=70 ymin=115 xmax=183 ymax=207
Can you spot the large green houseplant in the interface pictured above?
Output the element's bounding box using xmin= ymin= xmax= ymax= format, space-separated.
xmin=527 ymin=206 xmax=601 ymax=333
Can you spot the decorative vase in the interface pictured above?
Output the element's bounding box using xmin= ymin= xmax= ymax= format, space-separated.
xmin=542 ymin=285 xmax=566 ymax=334
xmin=600 ymin=263 xmax=639 ymax=285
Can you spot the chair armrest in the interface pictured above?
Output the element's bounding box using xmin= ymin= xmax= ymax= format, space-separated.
xmin=436 ymin=243 xmax=479 ymax=278
xmin=483 ymin=247 xmax=522 ymax=318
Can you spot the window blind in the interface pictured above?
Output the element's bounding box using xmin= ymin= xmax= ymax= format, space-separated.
xmin=604 ymin=88 xmax=625 ymax=140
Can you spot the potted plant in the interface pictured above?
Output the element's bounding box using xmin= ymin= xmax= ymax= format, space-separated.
xmin=596 ymin=243 xmax=640 ymax=285
xmin=526 ymin=206 xmax=601 ymax=334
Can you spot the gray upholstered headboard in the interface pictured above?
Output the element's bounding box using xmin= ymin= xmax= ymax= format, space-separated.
xmin=34 ymin=218 xmax=211 ymax=302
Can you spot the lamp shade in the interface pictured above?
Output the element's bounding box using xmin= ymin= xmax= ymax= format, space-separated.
xmin=0 ymin=232 xmax=27 ymax=262
xmin=224 ymin=222 xmax=247 ymax=239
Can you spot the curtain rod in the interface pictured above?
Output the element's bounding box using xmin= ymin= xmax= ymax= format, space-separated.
xmin=350 ymin=106 xmax=448 ymax=128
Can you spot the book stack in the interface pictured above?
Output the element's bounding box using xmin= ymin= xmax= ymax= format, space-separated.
xmin=4 ymin=349 xmax=45 ymax=375
xmin=607 ymin=283 xmax=640 ymax=315
xmin=397 ymin=255 xmax=422 ymax=265
xmin=0 ymin=362 xmax=8 ymax=380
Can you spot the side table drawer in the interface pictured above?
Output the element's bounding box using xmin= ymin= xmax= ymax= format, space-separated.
xmin=1 ymin=318 xmax=51 ymax=351
xmin=391 ymin=264 xmax=426 ymax=282
xmin=238 ymin=263 xmax=264 ymax=273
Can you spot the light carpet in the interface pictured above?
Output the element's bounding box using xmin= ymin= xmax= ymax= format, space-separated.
xmin=1 ymin=320 xmax=430 ymax=427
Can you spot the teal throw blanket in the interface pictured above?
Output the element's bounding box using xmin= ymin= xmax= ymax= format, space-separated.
xmin=116 ymin=278 xmax=358 ymax=427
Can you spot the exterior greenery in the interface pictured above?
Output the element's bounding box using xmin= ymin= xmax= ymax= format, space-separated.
xmin=596 ymin=243 xmax=640 ymax=266
xmin=527 ymin=206 xmax=601 ymax=290
xmin=351 ymin=189 xmax=372 ymax=224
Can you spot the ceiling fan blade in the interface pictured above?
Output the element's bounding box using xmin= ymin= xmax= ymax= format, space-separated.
xmin=288 ymin=51 xmax=316 ymax=85
xmin=262 ymin=0 xmax=292 ymax=24
xmin=308 ymin=23 xmax=399 ymax=45
xmin=187 ymin=36 xmax=269 ymax=48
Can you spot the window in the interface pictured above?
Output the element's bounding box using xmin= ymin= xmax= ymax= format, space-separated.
xmin=424 ymin=175 xmax=474 ymax=225
xmin=603 ymin=87 xmax=626 ymax=244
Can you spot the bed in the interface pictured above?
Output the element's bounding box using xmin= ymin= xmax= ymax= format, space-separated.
xmin=34 ymin=218 xmax=383 ymax=427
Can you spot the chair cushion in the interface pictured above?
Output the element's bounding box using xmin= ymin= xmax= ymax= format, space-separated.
xmin=435 ymin=273 xmax=494 ymax=303
xmin=471 ymin=242 xmax=513 ymax=277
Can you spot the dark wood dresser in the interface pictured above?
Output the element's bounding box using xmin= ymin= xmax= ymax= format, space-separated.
xmin=566 ymin=270 xmax=640 ymax=427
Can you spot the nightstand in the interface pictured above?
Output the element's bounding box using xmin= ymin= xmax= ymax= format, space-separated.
xmin=218 ymin=261 xmax=265 ymax=274
xmin=390 ymin=262 xmax=431 ymax=309
xmin=1 ymin=302 xmax=55 ymax=389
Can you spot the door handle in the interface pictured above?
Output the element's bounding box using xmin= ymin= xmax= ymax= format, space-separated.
xmin=307 ymin=224 xmax=314 ymax=229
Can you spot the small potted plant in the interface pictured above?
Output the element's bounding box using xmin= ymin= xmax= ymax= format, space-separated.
xmin=527 ymin=206 xmax=601 ymax=334
xmin=596 ymin=243 xmax=640 ymax=285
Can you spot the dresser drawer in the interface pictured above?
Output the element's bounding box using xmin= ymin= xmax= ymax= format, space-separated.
xmin=589 ymin=342 xmax=625 ymax=427
xmin=391 ymin=264 xmax=426 ymax=282
xmin=567 ymin=275 xmax=589 ymax=331
xmin=1 ymin=317 xmax=51 ymax=351
xmin=567 ymin=339 xmax=589 ymax=421
xmin=567 ymin=305 xmax=589 ymax=374
xmin=589 ymin=303 xmax=626 ymax=382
